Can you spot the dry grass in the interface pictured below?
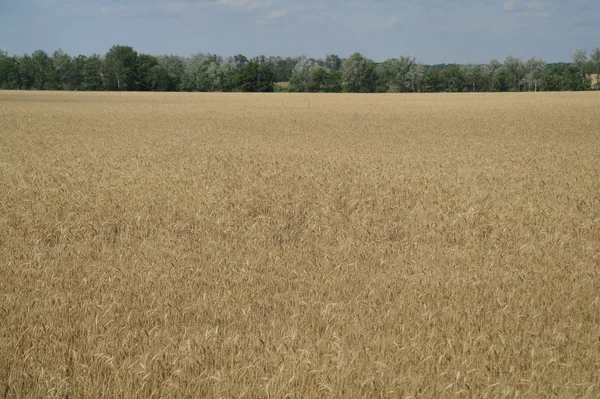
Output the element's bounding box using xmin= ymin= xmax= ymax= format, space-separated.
xmin=1 ymin=91 xmax=599 ymax=398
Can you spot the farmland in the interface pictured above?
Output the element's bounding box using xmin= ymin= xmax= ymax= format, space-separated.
xmin=1 ymin=91 xmax=599 ymax=397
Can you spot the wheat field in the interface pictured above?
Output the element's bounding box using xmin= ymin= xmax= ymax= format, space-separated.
xmin=1 ymin=91 xmax=599 ymax=398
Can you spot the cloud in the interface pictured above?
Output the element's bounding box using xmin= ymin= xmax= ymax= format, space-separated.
xmin=215 ymin=0 xmax=274 ymax=12
xmin=266 ymin=8 xmax=287 ymax=19
xmin=99 ymin=4 xmax=128 ymax=16
xmin=502 ymin=0 xmax=550 ymax=17
xmin=158 ymin=1 xmax=190 ymax=13
xmin=378 ymin=16 xmax=398 ymax=30
xmin=527 ymin=0 xmax=544 ymax=10
xmin=502 ymin=0 xmax=519 ymax=11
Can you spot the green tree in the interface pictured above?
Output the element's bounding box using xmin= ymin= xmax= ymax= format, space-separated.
xmin=197 ymin=59 xmax=225 ymax=92
xmin=540 ymin=70 xmax=562 ymax=91
xmin=503 ymin=56 xmax=525 ymax=91
xmin=233 ymin=61 xmax=274 ymax=92
xmin=52 ymin=49 xmax=72 ymax=90
xmin=484 ymin=59 xmax=502 ymax=91
xmin=439 ymin=64 xmax=466 ymax=92
xmin=265 ymin=56 xmax=297 ymax=82
xmin=421 ymin=68 xmax=441 ymax=92
xmin=180 ymin=53 xmax=219 ymax=91
xmin=324 ymin=54 xmax=342 ymax=71
xmin=491 ymin=67 xmax=510 ymax=92
xmin=290 ymin=58 xmax=320 ymax=92
xmin=462 ymin=63 xmax=483 ymax=92
xmin=104 ymin=45 xmax=138 ymax=91
xmin=342 ymin=52 xmax=377 ymax=93
xmin=31 ymin=50 xmax=54 ymax=90
xmin=376 ymin=56 xmax=423 ymax=92
xmin=136 ymin=54 xmax=158 ymax=91
xmin=592 ymin=48 xmax=600 ymax=90
xmin=233 ymin=54 xmax=248 ymax=68
xmin=326 ymin=70 xmax=343 ymax=92
xmin=572 ymin=49 xmax=589 ymax=90
xmin=218 ymin=62 xmax=237 ymax=92
xmin=524 ymin=57 xmax=546 ymax=92
xmin=19 ymin=54 xmax=35 ymax=89
xmin=150 ymin=55 xmax=184 ymax=91
xmin=69 ymin=55 xmax=87 ymax=90
xmin=307 ymin=67 xmax=329 ymax=92
xmin=83 ymin=54 xmax=105 ymax=91
xmin=0 ymin=52 xmax=22 ymax=89
xmin=562 ymin=64 xmax=588 ymax=91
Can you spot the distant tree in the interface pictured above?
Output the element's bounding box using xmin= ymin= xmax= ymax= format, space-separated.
xmin=342 ymin=52 xmax=377 ymax=93
xmin=462 ymin=63 xmax=483 ymax=92
xmin=491 ymin=67 xmax=510 ymax=92
xmin=198 ymin=59 xmax=233 ymax=92
xmin=592 ymin=48 xmax=600 ymax=90
xmin=377 ymin=56 xmax=424 ymax=92
xmin=233 ymin=54 xmax=248 ymax=68
xmin=562 ymin=63 xmax=588 ymax=91
xmin=253 ymin=55 xmax=266 ymax=64
xmin=82 ymin=54 xmax=105 ymax=91
xmin=502 ymin=56 xmax=525 ymax=91
xmin=290 ymin=58 xmax=321 ymax=92
xmin=136 ymin=54 xmax=158 ymax=91
xmin=31 ymin=50 xmax=54 ymax=90
xmin=104 ymin=45 xmax=138 ymax=91
xmin=19 ymin=55 xmax=35 ymax=89
xmin=233 ymin=61 xmax=274 ymax=92
xmin=180 ymin=53 xmax=222 ymax=91
xmin=421 ymin=68 xmax=441 ymax=92
xmin=4 ymin=46 xmax=599 ymax=93
xmin=484 ymin=59 xmax=502 ymax=91
xmin=52 ymin=49 xmax=72 ymax=90
xmin=0 ymin=51 xmax=22 ymax=89
xmin=149 ymin=55 xmax=184 ymax=91
xmin=572 ymin=49 xmax=590 ymax=90
xmin=68 ymin=55 xmax=86 ymax=90
xmin=218 ymin=62 xmax=237 ymax=92
xmin=540 ymin=69 xmax=562 ymax=91
xmin=324 ymin=54 xmax=342 ymax=71
xmin=439 ymin=64 xmax=466 ymax=92
xmin=265 ymin=56 xmax=299 ymax=82
xmin=524 ymin=57 xmax=546 ymax=92
xmin=180 ymin=53 xmax=202 ymax=91
xmin=408 ymin=62 xmax=425 ymax=93
xmin=307 ymin=67 xmax=329 ymax=92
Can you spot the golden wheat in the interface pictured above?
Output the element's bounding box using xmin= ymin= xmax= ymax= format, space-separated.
xmin=1 ymin=91 xmax=599 ymax=398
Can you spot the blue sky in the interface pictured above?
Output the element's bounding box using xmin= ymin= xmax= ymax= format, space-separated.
xmin=1 ymin=0 xmax=599 ymax=63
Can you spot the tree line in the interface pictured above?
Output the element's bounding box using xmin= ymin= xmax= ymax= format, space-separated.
xmin=1 ymin=45 xmax=599 ymax=93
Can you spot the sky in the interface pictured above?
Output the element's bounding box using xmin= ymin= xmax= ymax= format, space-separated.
xmin=0 ymin=0 xmax=599 ymax=64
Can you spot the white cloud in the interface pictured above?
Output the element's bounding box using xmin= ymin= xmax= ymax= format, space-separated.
xmin=502 ymin=0 xmax=550 ymax=17
xmin=159 ymin=1 xmax=190 ymax=13
xmin=502 ymin=0 xmax=519 ymax=11
xmin=527 ymin=0 xmax=544 ymax=10
xmin=100 ymin=4 xmax=128 ymax=15
xmin=215 ymin=0 xmax=274 ymax=12
xmin=378 ymin=16 xmax=398 ymax=30
xmin=266 ymin=8 xmax=287 ymax=19
xmin=527 ymin=1 xmax=550 ymax=16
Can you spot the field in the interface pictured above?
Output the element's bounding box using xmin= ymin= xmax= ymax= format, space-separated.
xmin=1 ymin=91 xmax=599 ymax=398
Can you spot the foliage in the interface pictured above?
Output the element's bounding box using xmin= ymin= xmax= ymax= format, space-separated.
xmin=233 ymin=61 xmax=275 ymax=92
xmin=342 ymin=52 xmax=377 ymax=93
xmin=104 ymin=45 xmax=139 ymax=91
xmin=2 ymin=45 xmax=599 ymax=93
